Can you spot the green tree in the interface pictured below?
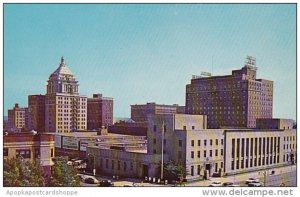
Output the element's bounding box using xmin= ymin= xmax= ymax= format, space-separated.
xmin=162 ymin=161 xmax=188 ymax=181
xmin=48 ymin=156 xmax=80 ymax=186
xmin=4 ymin=157 xmax=45 ymax=186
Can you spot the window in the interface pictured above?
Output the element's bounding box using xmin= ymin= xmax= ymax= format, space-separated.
xmin=204 ymin=140 xmax=207 ymax=146
xmin=163 ymin=125 xmax=167 ymax=132
xmin=209 ymin=150 xmax=212 ymax=157
xmin=153 ymin=149 xmax=156 ymax=154
xmin=221 ymin=139 xmax=224 ymax=145
xmin=183 ymin=126 xmax=186 ymax=130
xmin=4 ymin=148 xmax=8 ymax=156
xmin=191 ymin=151 xmax=194 ymax=159
xmin=198 ymin=140 xmax=201 ymax=146
xmin=215 ymin=149 xmax=218 ymax=157
xmin=130 ymin=162 xmax=133 ymax=170
xmin=153 ymin=125 xmax=157 ymax=132
xmin=191 ymin=140 xmax=194 ymax=147
xmin=197 ymin=151 xmax=200 ymax=158
xmin=197 ymin=165 xmax=201 ymax=175
xmin=191 ymin=166 xmax=194 ymax=176
xmin=16 ymin=149 xmax=31 ymax=159
xmin=179 ymin=140 xmax=182 ymax=147
xmin=153 ymin=138 xmax=156 ymax=145
xmin=118 ymin=161 xmax=121 ymax=170
xmin=178 ymin=151 xmax=182 ymax=159
xmin=112 ymin=160 xmax=115 ymax=170
xmin=51 ymin=149 xmax=54 ymax=157
xmin=124 ymin=162 xmax=127 ymax=171
xmin=192 ymin=126 xmax=195 ymax=130
xmin=221 ymin=149 xmax=223 ymax=156
xmin=210 ymin=140 xmax=213 ymax=146
xmin=221 ymin=162 xmax=223 ymax=168
xmin=204 ymin=150 xmax=207 ymax=157
xmin=216 ymin=139 xmax=218 ymax=146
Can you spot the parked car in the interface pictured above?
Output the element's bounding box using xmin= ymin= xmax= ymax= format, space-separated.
xmin=99 ymin=180 xmax=114 ymax=187
xmin=222 ymin=182 xmax=234 ymax=187
xmin=84 ymin=177 xmax=99 ymax=184
xmin=209 ymin=181 xmax=222 ymax=187
xmin=245 ymin=178 xmax=260 ymax=184
xmin=248 ymin=181 xmax=263 ymax=187
xmin=228 ymin=184 xmax=240 ymax=187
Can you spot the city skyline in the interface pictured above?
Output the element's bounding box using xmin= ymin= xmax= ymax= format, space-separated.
xmin=4 ymin=4 xmax=296 ymax=120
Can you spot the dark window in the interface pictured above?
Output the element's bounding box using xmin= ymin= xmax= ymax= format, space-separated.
xmin=4 ymin=148 xmax=8 ymax=156
xmin=16 ymin=149 xmax=31 ymax=159
xmin=130 ymin=162 xmax=133 ymax=170
xmin=163 ymin=125 xmax=167 ymax=132
xmin=209 ymin=150 xmax=212 ymax=157
xmin=237 ymin=139 xmax=240 ymax=158
xmin=153 ymin=138 xmax=156 ymax=145
xmin=51 ymin=149 xmax=54 ymax=157
xmin=198 ymin=140 xmax=201 ymax=146
xmin=106 ymin=159 xmax=109 ymax=168
xmin=215 ymin=149 xmax=218 ymax=157
xmin=232 ymin=139 xmax=235 ymax=158
xmin=197 ymin=151 xmax=200 ymax=158
xmin=191 ymin=151 xmax=194 ymax=159
xmin=192 ymin=126 xmax=195 ymax=130
xmin=153 ymin=149 xmax=156 ymax=154
xmin=204 ymin=140 xmax=207 ymax=146
xmin=221 ymin=139 xmax=224 ymax=145
xmin=124 ymin=162 xmax=127 ymax=171
xmin=231 ymin=161 xmax=234 ymax=170
xmin=221 ymin=149 xmax=223 ymax=156
xmin=179 ymin=140 xmax=182 ymax=147
xmin=250 ymin=138 xmax=254 ymax=156
xmin=191 ymin=166 xmax=194 ymax=176
xmin=183 ymin=126 xmax=186 ymax=130
xmin=210 ymin=139 xmax=213 ymax=146
xmin=204 ymin=150 xmax=207 ymax=157
xmin=178 ymin=151 xmax=182 ymax=159
xmin=216 ymin=139 xmax=218 ymax=145
xmin=191 ymin=140 xmax=194 ymax=147
xmin=197 ymin=165 xmax=200 ymax=175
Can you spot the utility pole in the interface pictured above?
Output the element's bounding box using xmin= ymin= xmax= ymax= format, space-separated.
xmin=161 ymin=121 xmax=165 ymax=180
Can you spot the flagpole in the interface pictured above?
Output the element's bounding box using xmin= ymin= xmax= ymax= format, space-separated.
xmin=161 ymin=121 xmax=164 ymax=180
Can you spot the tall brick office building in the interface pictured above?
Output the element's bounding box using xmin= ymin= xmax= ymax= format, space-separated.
xmin=186 ymin=56 xmax=273 ymax=128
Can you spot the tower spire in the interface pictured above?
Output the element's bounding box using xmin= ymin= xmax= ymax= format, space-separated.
xmin=61 ymin=56 xmax=65 ymax=65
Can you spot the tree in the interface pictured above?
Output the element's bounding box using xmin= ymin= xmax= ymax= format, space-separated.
xmin=48 ymin=156 xmax=80 ymax=186
xmin=4 ymin=157 xmax=45 ymax=186
xmin=162 ymin=161 xmax=188 ymax=182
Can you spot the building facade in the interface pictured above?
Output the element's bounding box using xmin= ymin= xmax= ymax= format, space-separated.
xmin=7 ymin=103 xmax=28 ymax=131
xmin=131 ymin=102 xmax=185 ymax=122
xmin=45 ymin=57 xmax=87 ymax=133
xmin=4 ymin=132 xmax=55 ymax=176
xmin=87 ymin=94 xmax=113 ymax=130
xmin=87 ymin=114 xmax=296 ymax=181
xmin=27 ymin=94 xmax=46 ymax=132
xmin=186 ymin=56 xmax=273 ymax=128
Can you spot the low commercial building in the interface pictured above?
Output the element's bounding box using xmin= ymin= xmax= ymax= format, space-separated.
xmin=86 ymin=114 xmax=296 ymax=181
xmin=3 ymin=132 xmax=55 ymax=177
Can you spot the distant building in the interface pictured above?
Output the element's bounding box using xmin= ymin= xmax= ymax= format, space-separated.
xmin=7 ymin=103 xmax=28 ymax=132
xmin=131 ymin=102 xmax=185 ymax=122
xmin=87 ymin=94 xmax=113 ymax=130
xmin=4 ymin=132 xmax=55 ymax=176
xmin=27 ymin=95 xmax=46 ymax=132
xmin=186 ymin=56 xmax=273 ymax=128
xmin=108 ymin=121 xmax=147 ymax=136
xmin=45 ymin=57 xmax=87 ymax=133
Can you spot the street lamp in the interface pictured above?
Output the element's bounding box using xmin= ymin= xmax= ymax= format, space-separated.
xmin=88 ymin=153 xmax=96 ymax=176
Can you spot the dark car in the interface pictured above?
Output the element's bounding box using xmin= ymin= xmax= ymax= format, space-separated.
xmin=99 ymin=180 xmax=114 ymax=187
xmin=84 ymin=177 xmax=99 ymax=184
xmin=222 ymin=182 xmax=234 ymax=187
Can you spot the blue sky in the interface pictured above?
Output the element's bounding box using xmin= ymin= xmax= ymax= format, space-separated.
xmin=3 ymin=4 xmax=296 ymax=119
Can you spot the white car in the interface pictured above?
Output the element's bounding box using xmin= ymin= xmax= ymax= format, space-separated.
xmin=245 ymin=178 xmax=260 ymax=184
xmin=209 ymin=181 xmax=222 ymax=187
xmin=248 ymin=181 xmax=262 ymax=187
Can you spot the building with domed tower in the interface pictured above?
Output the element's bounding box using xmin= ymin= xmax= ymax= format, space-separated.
xmin=45 ymin=57 xmax=87 ymax=133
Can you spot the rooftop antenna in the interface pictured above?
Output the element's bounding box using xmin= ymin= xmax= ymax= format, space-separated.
xmin=245 ymin=55 xmax=257 ymax=70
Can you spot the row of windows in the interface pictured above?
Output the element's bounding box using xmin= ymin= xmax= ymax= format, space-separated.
xmin=100 ymin=159 xmax=134 ymax=171
xmin=189 ymin=139 xmax=224 ymax=147
xmin=231 ymin=155 xmax=280 ymax=170
xmin=284 ymin=136 xmax=296 ymax=141
xmin=190 ymin=162 xmax=224 ymax=176
xmin=58 ymin=97 xmax=86 ymax=101
xmin=190 ymin=149 xmax=224 ymax=159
